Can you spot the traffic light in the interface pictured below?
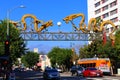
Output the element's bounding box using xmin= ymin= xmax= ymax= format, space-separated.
xmin=5 ymin=40 xmax=10 ymax=55
xmin=1 ymin=59 xmax=9 ymax=67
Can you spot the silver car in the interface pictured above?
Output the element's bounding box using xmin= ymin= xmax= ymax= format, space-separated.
xmin=70 ymin=66 xmax=85 ymax=76
xmin=43 ymin=68 xmax=60 ymax=80
xmin=76 ymin=66 xmax=85 ymax=76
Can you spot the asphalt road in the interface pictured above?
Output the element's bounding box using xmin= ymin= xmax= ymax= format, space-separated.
xmin=6 ymin=70 xmax=120 ymax=80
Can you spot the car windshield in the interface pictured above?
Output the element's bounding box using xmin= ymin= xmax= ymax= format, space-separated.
xmin=88 ymin=68 xmax=97 ymax=70
xmin=71 ymin=66 xmax=76 ymax=69
xmin=78 ymin=67 xmax=84 ymax=70
xmin=46 ymin=69 xmax=58 ymax=73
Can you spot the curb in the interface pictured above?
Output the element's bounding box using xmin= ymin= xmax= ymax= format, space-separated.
xmin=113 ymin=74 xmax=120 ymax=77
xmin=114 ymin=74 xmax=120 ymax=76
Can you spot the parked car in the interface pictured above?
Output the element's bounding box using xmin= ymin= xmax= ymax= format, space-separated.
xmin=76 ymin=66 xmax=85 ymax=76
xmin=13 ymin=68 xmax=21 ymax=72
xmin=43 ymin=68 xmax=60 ymax=80
xmin=56 ymin=68 xmax=63 ymax=73
xmin=83 ymin=67 xmax=103 ymax=77
xmin=70 ymin=65 xmax=85 ymax=76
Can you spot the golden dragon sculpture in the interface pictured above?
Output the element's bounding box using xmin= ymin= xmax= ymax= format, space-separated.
xmin=10 ymin=14 xmax=53 ymax=32
xmin=63 ymin=13 xmax=117 ymax=41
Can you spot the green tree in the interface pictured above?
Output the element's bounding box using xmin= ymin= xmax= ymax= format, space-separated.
xmin=115 ymin=29 xmax=120 ymax=50
xmin=48 ymin=47 xmax=75 ymax=71
xmin=47 ymin=47 xmax=59 ymax=67
xmin=0 ymin=20 xmax=27 ymax=62
xmin=79 ymin=39 xmax=103 ymax=58
xmin=79 ymin=45 xmax=90 ymax=58
xmin=113 ymin=29 xmax=120 ymax=73
xmin=21 ymin=51 xmax=39 ymax=68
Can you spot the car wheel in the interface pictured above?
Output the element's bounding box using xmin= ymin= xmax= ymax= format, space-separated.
xmin=43 ymin=78 xmax=46 ymax=80
xmin=71 ymin=72 xmax=75 ymax=76
xmin=59 ymin=78 xmax=61 ymax=80
xmin=43 ymin=77 xmax=47 ymax=80
xmin=71 ymin=72 xmax=73 ymax=76
xmin=76 ymin=72 xmax=79 ymax=76
xmin=83 ymin=73 xmax=86 ymax=77
xmin=88 ymin=73 xmax=90 ymax=77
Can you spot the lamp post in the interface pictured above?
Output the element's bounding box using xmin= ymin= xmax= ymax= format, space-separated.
xmin=5 ymin=5 xmax=25 ymax=57
xmin=7 ymin=5 xmax=25 ymax=37
xmin=57 ymin=21 xmax=61 ymax=32
xmin=4 ymin=5 xmax=25 ymax=79
xmin=70 ymin=42 xmax=76 ymax=65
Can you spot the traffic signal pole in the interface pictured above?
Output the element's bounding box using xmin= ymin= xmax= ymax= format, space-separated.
xmin=5 ymin=36 xmax=10 ymax=55
xmin=4 ymin=36 xmax=11 ymax=80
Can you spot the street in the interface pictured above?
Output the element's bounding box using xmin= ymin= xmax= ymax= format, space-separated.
xmin=12 ymin=71 xmax=120 ymax=80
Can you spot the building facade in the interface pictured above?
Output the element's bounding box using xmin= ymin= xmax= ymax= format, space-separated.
xmin=37 ymin=54 xmax=51 ymax=71
xmin=87 ymin=0 xmax=120 ymax=33
xmin=34 ymin=48 xmax=39 ymax=53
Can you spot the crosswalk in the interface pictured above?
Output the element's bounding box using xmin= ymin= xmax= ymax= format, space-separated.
xmin=87 ymin=76 xmax=120 ymax=80
xmin=87 ymin=78 xmax=120 ymax=80
xmin=61 ymin=76 xmax=120 ymax=80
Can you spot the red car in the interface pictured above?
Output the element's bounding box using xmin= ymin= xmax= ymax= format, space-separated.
xmin=83 ymin=67 xmax=103 ymax=77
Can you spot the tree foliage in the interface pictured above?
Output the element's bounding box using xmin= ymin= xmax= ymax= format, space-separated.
xmin=0 ymin=20 xmax=27 ymax=62
xmin=115 ymin=29 xmax=120 ymax=50
xmin=21 ymin=51 xmax=39 ymax=68
xmin=47 ymin=47 xmax=78 ymax=71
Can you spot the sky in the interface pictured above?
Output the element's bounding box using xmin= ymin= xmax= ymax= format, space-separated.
xmin=0 ymin=0 xmax=88 ymax=53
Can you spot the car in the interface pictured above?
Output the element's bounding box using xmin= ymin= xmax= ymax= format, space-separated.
xmin=0 ymin=67 xmax=4 ymax=77
xmin=43 ymin=68 xmax=61 ymax=80
xmin=76 ymin=66 xmax=85 ymax=76
xmin=83 ymin=67 xmax=103 ymax=77
xmin=70 ymin=66 xmax=85 ymax=76
xmin=13 ymin=68 xmax=21 ymax=72
xmin=56 ymin=68 xmax=63 ymax=73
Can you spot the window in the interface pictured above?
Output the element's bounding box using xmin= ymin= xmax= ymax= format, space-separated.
xmin=110 ymin=9 xmax=117 ymax=16
xmin=106 ymin=28 xmax=109 ymax=33
xmin=80 ymin=63 xmax=96 ymax=68
xmin=95 ymin=1 xmax=100 ymax=7
xmin=110 ymin=1 xmax=117 ymax=7
xmin=102 ymin=13 xmax=109 ymax=18
xmin=95 ymin=9 xmax=101 ymax=14
xmin=102 ymin=5 xmax=108 ymax=11
xmin=110 ymin=26 xmax=118 ymax=32
xmin=110 ymin=17 xmax=118 ymax=22
xmin=111 ymin=27 xmax=114 ymax=31
xmin=101 ymin=0 xmax=108 ymax=4
xmin=115 ymin=25 xmax=119 ymax=29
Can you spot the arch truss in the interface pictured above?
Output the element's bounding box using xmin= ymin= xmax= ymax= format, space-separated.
xmin=20 ymin=31 xmax=102 ymax=41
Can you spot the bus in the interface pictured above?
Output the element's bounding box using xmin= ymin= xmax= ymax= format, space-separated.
xmin=77 ymin=58 xmax=112 ymax=75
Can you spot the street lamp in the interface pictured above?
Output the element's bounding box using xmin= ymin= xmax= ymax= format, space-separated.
xmin=4 ymin=5 xmax=25 ymax=79
xmin=57 ymin=21 xmax=61 ymax=32
xmin=7 ymin=5 xmax=25 ymax=37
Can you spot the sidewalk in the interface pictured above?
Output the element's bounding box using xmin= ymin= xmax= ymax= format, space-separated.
xmin=60 ymin=72 xmax=71 ymax=76
xmin=113 ymin=74 xmax=120 ymax=77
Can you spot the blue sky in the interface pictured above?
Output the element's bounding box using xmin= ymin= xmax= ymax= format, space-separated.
xmin=0 ymin=0 xmax=88 ymax=53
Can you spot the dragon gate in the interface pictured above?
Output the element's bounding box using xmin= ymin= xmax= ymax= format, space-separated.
xmin=10 ymin=13 xmax=116 ymax=44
